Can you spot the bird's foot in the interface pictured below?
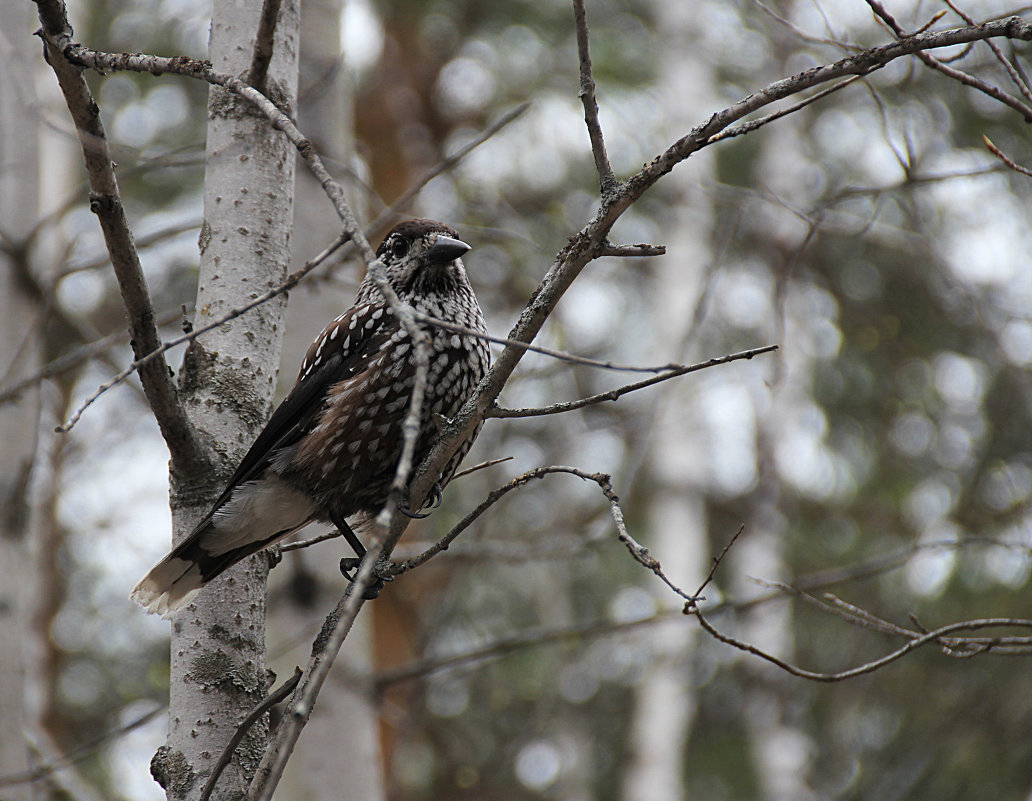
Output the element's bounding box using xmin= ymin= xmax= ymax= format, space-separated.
xmin=339 ymin=556 xmax=393 ymax=600
xmin=399 ymin=482 xmax=443 ymax=519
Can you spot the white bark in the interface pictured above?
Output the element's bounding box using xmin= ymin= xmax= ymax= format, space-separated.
xmin=160 ymin=2 xmax=300 ymax=799
xmin=0 ymin=6 xmax=43 ymax=797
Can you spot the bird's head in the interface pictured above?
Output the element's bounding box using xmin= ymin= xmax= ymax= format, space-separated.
xmin=369 ymin=218 xmax=472 ymax=301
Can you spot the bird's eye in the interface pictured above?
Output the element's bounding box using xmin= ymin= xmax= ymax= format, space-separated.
xmin=390 ymin=237 xmax=410 ymax=259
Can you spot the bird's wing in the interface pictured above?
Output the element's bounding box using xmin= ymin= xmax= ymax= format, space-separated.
xmin=194 ymin=303 xmax=395 ymax=525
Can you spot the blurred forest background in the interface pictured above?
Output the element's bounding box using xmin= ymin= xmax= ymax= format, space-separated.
xmin=3 ymin=0 xmax=1032 ymax=799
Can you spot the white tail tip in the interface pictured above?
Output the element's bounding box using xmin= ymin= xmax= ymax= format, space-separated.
xmin=130 ymin=558 xmax=204 ymax=617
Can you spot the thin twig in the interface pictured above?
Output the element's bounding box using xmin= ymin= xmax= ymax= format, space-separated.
xmin=943 ymin=0 xmax=1032 ymax=103
xmin=200 ymin=667 xmax=302 ymax=801
xmin=863 ymin=0 xmax=1032 ymax=121
xmin=572 ymin=0 xmax=618 ymax=196
xmin=708 ymin=77 xmax=862 ymax=143
xmin=369 ymin=102 xmax=530 ymax=228
xmin=279 ymin=528 xmax=340 ymax=553
xmin=689 ymin=608 xmax=1032 ymax=681
xmin=595 ymin=242 xmax=667 ymax=258
xmin=390 ymin=466 xmax=594 ymax=576
xmin=412 ymin=311 xmax=746 ymax=374
xmin=752 ymin=0 xmax=861 ymax=50
xmin=597 ymin=472 xmax=696 ymax=600
xmin=35 ymin=1 xmax=207 ymax=473
xmin=0 ymin=307 xmax=184 ymax=406
xmin=489 ymin=345 xmax=779 ymax=418
xmin=54 ymin=218 xmax=201 ymax=278
xmin=450 ymin=456 xmax=514 ymax=480
xmin=0 ymin=704 xmax=164 ymax=788
xmin=983 ymin=135 xmax=1032 ymax=177
xmin=246 ymin=0 xmax=282 ymax=91
xmin=56 ymin=235 xmax=349 ymax=431
xmin=391 ymin=465 xmax=690 ymax=602
xmin=249 ymin=551 xmax=380 ymax=801
xmin=685 ymin=529 xmax=1032 ymax=680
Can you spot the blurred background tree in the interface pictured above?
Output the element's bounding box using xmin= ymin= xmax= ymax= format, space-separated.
xmin=4 ymin=0 xmax=1032 ymax=799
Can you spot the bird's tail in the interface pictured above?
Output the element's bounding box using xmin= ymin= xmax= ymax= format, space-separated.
xmin=130 ymin=522 xmax=267 ymax=617
xmin=131 ymin=476 xmax=319 ymax=616
xmin=130 ymin=545 xmax=207 ymax=617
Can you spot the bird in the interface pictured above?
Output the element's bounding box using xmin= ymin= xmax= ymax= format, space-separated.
xmin=132 ymin=218 xmax=490 ymax=616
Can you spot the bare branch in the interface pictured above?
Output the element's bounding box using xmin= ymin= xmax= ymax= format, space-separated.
xmin=595 ymin=242 xmax=667 ymax=258
xmin=645 ymin=15 xmax=1032 ymax=192
xmin=0 ymin=704 xmax=163 ymax=789
xmin=0 ymin=307 xmax=184 ymax=407
xmin=707 ymin=77 xmax=862 ymax=144
xmin=685 ymin=530 xmax=1032 ymax=679
xmin=598 ymin=472 xmax=697 ymax=600
xmin=943 ymin=0 xmax=1032 ymax=104
xmin=34 ymin=0 xmax=207 ymax=474
xmin=688 ymin=605 xmax=1032 ymax=681
xmin=414 ymin=311 xmax=701 ymax=373
xmin=249 ymin=553 xmax=381 ymax=801
xmin=450 ymin=455 xmax=515 ymax=480
xmin=391 ymin=465 xmax=692 ymax=603
xmin=572 ymin=0 xmax=617 ymax=196
xmin=984 ymin=134 xmax=1032 ymax=177
xmin=201 ymin=667 xmax=301 ymax=801
xmin=863 ymin=1 xmax=1032 ymax=121
xmin=246 ymin=0 xmax=282 ymax=91
xmin=390 ymin=465 xmax=593 ymax=576
xmin=55 ymin=234 xmax=349 ymax=432
xmin=488 ymin=345 xmax=779 ymax=418
xmin=369 ymin=102 xmax=530 ymax=227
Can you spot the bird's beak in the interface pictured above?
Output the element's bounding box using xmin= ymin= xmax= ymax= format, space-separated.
xmin=426 ymin=234 xmax=471 ymax=265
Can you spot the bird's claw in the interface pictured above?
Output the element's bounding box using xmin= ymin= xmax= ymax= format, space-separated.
xmin=339 ymin=557 xmax=393 ymax=600
xmin=399 ymin=482 xmax=443 ymax=519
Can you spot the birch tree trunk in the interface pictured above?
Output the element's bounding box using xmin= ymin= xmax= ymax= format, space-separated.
xmin=155 ymin=2 xmax=300 ymax=799
xmin=0 ymin=5 xmax=43 ymax=796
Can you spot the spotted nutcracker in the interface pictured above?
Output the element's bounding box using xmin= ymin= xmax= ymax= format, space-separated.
xmin=132 ymin=219 xmax=490 ymax=615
